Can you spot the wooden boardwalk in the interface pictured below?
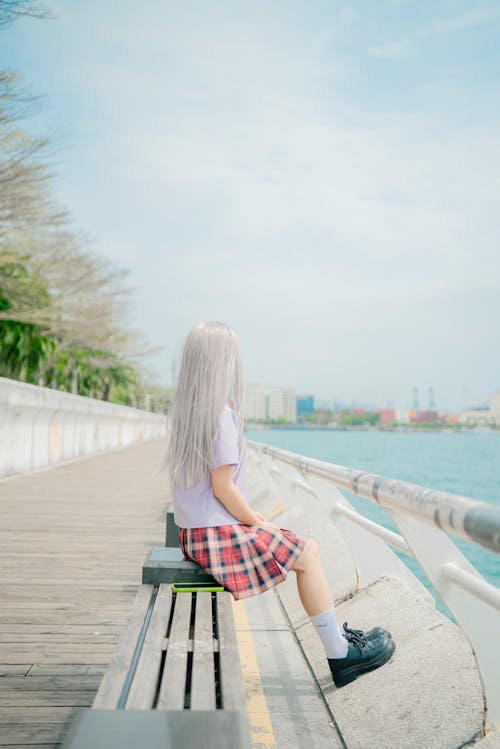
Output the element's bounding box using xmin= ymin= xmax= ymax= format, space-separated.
xmin=0 ymin=439 xmax=170 ymax=748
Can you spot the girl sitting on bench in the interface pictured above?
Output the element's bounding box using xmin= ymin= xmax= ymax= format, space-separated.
xmin=158 ymin=320 xmax=395 ymax=687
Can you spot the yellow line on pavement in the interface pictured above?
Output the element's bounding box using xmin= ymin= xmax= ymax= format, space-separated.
xmin=231 ymin=597 xmax=276 ymax=749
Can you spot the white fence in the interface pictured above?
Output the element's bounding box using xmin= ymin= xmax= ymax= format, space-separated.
xmin=0 ymin=377 xmax=167 ymax=478
xmin=247 ymin=439 xmax=500 ymax=730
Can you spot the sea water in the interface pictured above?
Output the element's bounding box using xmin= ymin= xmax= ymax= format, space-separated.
xmin=245 ymin=428 xmax=500 ymax=616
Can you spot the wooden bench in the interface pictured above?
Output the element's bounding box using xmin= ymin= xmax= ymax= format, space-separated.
xmin=61 ymin=514 xmax=251 ymax=749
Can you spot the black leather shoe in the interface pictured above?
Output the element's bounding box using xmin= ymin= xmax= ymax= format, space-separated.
xmin=343 ymin=621 xmax=392 ymax=642
xmin=328 ymin=631 xmax=396 ymax=687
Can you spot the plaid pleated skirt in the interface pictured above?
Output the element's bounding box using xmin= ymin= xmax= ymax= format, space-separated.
xmin=178 ymin=524 xmax=306 ymax=600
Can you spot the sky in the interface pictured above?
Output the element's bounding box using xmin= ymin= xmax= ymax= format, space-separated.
xmin=2 ymin=0 xmax=499 ymax=413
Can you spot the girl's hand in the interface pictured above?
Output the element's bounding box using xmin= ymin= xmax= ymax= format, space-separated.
xmin=261 ymin=519 xmax=281 ymax=531
xmin=253 ymin=511 xmax=268 ymax=524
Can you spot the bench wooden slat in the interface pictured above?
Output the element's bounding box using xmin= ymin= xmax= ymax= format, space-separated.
xmin=125 ymin=584 xmax=173 ymax=709
xmin=216 ymin=593 xmax=247 ymax=712
xmin=156 ymin=593 xmax=191 ymax=710
xmin=93 ymin=584 xmax=154 ymax=709
xmin=190 ymin=592 xmax=216 ymax=710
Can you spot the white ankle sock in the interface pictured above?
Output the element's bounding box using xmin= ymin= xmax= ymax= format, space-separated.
xmin=310 ymin=605 xmax=349 ymax=659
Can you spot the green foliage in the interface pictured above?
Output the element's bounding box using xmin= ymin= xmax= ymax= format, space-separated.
xmin=0 ymin=261 xmax=146 ymax=404
xmin=270 ymin=416 xmax=288 ymax=424
xmin=0 ymin=257 xmax=51 ymax=310
xmin=0 ymin=318 xmax=55 ymax=381
xmin=338 ymin=410 xmax=380 ymax=426
xmin=0 ymin=273 xmax=54 ymax=381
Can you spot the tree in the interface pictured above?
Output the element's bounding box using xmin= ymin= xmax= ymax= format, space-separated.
xmin=0 ymin=70 xmax=66 ymax=239
xmin=304 ymin=412 xmax=317 ymax=424
xmin=0 ymin=1 xmax=53 ymax=26
xmin=0 ymin=4 xmax=167 ymax=403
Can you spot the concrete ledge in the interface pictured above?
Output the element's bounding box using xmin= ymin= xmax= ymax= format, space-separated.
xmin=281 ymin=575 xmax=485 ymax=749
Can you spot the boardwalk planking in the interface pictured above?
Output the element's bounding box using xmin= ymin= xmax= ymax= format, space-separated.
xmin=0 ymin=438 xmax=170 ymax=748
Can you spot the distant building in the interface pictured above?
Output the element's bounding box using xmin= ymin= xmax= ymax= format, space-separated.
xmin=379 ymin=408 xmax=396 ymax=425
xmin=315 ymin=408 xmax=333 ymax=426
xmin=416 ymin=410 xmax=439 ymax=424
xmin=297 ymin=394 xmax=314 ymax=416
xmin=458 ymin=391 xmax=500 ymax=427
xmin=395 ymin=409 xmax=410 ymax=424
xmin=244 ymin=383 xmax=296 ymax=423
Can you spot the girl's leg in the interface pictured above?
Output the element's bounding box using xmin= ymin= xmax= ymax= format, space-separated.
xmin=290 ymin=535 xmax=396 ymax=685
xmin=290 ymin=536 xmax=333 ymax=616
xmin=290 ymin=537 xmax=348 ymax=658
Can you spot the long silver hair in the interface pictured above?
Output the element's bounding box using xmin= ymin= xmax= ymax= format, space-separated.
xmin=157 ymin=321 xmax=245 ymax=489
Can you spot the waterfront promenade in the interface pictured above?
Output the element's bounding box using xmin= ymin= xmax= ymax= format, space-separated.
xmin=1 ymin=434 xmax=498 ymax=748
xmin=0 ymin=439 xmax=339 ymax=749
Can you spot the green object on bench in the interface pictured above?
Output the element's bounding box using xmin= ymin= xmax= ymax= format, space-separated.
xmin=172 ymin=581 xmax=225 ymax=593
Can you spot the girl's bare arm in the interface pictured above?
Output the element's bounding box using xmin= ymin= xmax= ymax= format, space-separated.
xmin=210 ymin=465 xmax=264 ymax=525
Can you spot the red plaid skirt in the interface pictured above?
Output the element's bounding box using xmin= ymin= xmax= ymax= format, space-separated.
xmin=178 ymin=524 xmax=306 ymax=600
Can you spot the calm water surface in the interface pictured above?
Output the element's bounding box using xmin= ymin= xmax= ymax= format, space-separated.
xmin=245 ymin=428 xmax=500 ymax=613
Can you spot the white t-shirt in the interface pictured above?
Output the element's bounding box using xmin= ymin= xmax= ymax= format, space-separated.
xmin=171 ymin=404 xmax=247 ymax=529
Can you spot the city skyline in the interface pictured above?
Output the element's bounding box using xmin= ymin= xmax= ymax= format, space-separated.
xmin=307 ymin=385 xmax=492 ymax=414
xmin=256 ymin=385 xmax=492 ymax=415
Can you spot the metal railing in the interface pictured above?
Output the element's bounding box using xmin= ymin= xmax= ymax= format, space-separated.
xmin=247 ymin=439 xmax=500 ymax=730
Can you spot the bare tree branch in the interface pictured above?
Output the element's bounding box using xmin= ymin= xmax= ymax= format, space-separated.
xmin=0 ymin=0 xmax=54 ymax=26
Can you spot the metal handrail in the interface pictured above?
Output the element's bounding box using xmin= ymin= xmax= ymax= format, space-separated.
xmin=335 ymin=502 xmax=414 ymax=556
xmin=247 ymin=440 xmax=500 ymax=554
xmin=442 ymin=563 xmax=500 ymax=610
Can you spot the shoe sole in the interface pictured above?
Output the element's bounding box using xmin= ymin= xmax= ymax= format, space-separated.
xmin=333 ymin=638 xmax=396 ymax=688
